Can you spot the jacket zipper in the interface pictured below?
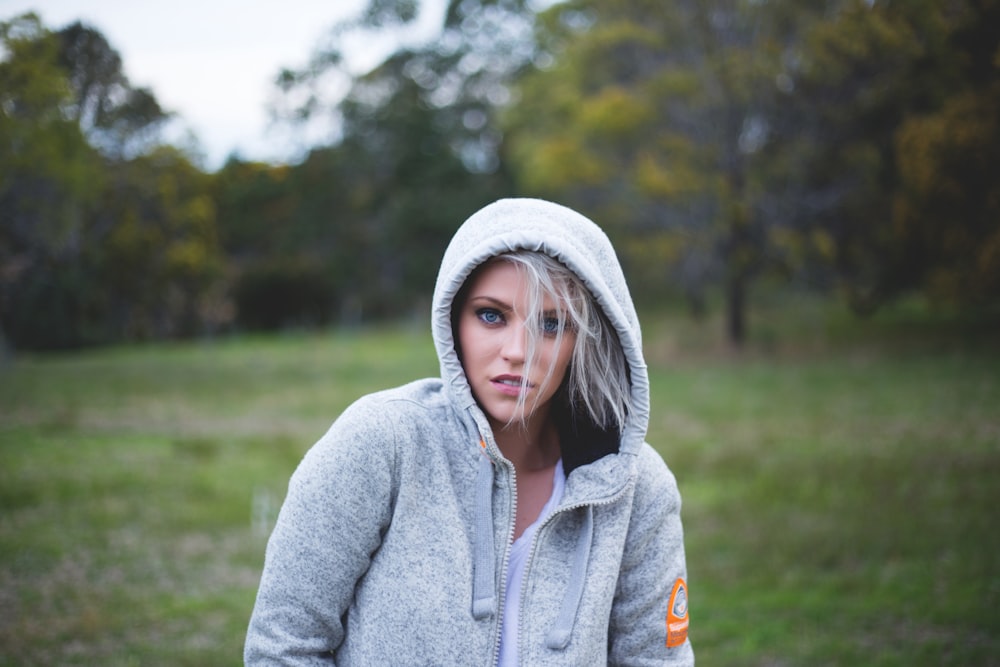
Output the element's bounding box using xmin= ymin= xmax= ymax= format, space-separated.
xmin=516 ymin=484 xmax=632 ymax=662
xmin=489 ymin=457 xmax=518 ymax=667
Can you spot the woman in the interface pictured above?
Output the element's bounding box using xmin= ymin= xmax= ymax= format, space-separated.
xmin=245 ymin=198 xmax=693 ymax=665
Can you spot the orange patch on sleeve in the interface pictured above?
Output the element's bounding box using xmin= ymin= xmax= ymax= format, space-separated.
xmin=665 ymin=577 xmax=689 ymax=648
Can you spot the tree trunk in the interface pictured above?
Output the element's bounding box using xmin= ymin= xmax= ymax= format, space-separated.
xmin=726 ymin=271 xmax=746 ymax=348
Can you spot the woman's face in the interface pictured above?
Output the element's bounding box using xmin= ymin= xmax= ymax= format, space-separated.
xmin=457 ymin=260 xmax=576 ymax=429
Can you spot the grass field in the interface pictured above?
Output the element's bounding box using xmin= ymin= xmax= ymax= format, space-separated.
xmin=1 ymin=303 xmax=997 ymax=665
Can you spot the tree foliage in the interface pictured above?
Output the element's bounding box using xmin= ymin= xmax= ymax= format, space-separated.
xmin=779 ymin=0 xmax=1000 ymax=313
xmin=506 ymin=0 xmax=821 ymax=343
xmin=3 ymin=2 xmax=996 ymax=349
xmin=0 ymin=13 xmax=220 ymax=349
xmin=506 ymin=0 xmax=999 ymax=342
xmin=56 ymin=21 xmax=171 ymax=158
xmin=249 ymin=0 xmax=524 ymax=327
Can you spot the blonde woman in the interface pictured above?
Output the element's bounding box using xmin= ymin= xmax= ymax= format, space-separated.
xmin=246 ymin=198 xmax=693 ymax=665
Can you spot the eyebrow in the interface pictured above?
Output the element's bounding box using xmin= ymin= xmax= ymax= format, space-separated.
xmin=467 ymin=296 xmax=511 ymax=310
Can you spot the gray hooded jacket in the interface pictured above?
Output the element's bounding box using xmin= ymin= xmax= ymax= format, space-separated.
xmin=245 ymin=198 xmax=693 ymax=666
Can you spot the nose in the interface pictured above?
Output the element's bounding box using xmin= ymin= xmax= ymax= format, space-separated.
xmin=500 ymin=321 xmax=527 ymax=363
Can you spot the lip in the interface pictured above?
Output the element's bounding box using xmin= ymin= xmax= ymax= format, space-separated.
xmin=490 ymin=374 xmax=533 ymax=397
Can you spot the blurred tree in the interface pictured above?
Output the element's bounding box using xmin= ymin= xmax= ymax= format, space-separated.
xmin=96 ymin=147 xmax=223 ymax=339
xmin=332 ymin=50 xmax=514 ymax=319
xmin=1 ymin=13 xmax=220 ymax=349
xmin=785 ymin=0 xmax=940 ymax=314
xmin=789 ymin=0 xmax=1000 ymax=313
xmin=508 ymin=0 xmax=1000 ymax=337
xmin=894 ymin=87 xmax=1000 ymax=307
xmin=56 ymin=21 xmax=172 ymax=158
xmin=506 ymin=0 xmax=820 ymax=345
xmin=0 ymin=13 xmax=101 ymax=348
xmin=214 ymin=158 xmax=298 ymax=260
xmin=272 ymin=0 xmax=537 ymax=173
xmin=260 ymin=0 xmax=521 ymax=325
xmin=214 ymin=156 xmax=340 ymax=330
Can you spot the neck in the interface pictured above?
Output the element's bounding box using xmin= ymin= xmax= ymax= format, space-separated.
xmin=491 ymin=409 xmax=560 ymax=472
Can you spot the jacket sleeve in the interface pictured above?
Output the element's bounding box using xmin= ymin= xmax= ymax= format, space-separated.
xmin=608 ymin=444 xmax=694 ymax=666
xmin=244 ymin=397 xmax=398 ymax=665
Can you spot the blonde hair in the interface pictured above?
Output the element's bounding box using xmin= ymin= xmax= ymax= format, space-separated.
xmin=456 ymin=250 xmax=631 ymax=431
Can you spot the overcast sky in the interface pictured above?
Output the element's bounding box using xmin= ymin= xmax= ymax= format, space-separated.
xmin=1 ymin=0 xmax=445 ymax=168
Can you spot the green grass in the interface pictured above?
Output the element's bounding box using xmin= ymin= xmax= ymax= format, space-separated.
xmin=651 ymin=356 xmax=999 ymax=665
xmin=1 ymin=308 xmax=997 ymax=665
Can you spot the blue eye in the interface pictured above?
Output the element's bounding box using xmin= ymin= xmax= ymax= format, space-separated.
xmin=476 ymin=308 xmax=503 ymax=325
xmin=541 ymin=316 xmax=562 ymax=335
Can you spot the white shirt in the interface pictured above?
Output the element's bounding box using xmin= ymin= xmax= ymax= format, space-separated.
xmin=497 ymin=459 xmax=566 ymax=667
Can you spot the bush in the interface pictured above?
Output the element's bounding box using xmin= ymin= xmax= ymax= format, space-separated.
xmin=232 ymin=258 xmax=336 ymax=331
xmin=1 ymin=260 xmax=109 ymax=351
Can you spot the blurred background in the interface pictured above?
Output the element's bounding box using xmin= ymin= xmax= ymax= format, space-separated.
xmin=1 ymin=0 xmax=997 ymax=350
xmin=1 ymin=0 xmax=998 ymax=664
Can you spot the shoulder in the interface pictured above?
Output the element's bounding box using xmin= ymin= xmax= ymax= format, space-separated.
xmin=329 ymin=378 xmax=449 ymax=436
xmin=349 ymin=377 xmax=449 ymax=413
xmin=614 ymin=443 xmax=687 ymax=571
xmin=630 ymin=442 xmax=682 ymax=516
xmin=296 ymin=378 xmax=449 ymax=481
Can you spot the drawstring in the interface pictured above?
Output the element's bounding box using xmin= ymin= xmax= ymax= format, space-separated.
xmin=472 ymin=453 xmax=497 ymax=619
xmin=545 ymin=504 xmax=594 ymax=650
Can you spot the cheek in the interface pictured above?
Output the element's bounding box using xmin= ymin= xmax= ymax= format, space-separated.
xmin=457 ymin=312 xmax=481 ymax=353
xmin=457 ymin=316 xmax=493 ymax=363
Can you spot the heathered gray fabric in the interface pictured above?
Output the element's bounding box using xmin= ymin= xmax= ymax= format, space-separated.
xmin=245 ymin=198 xmax=694 ymax=665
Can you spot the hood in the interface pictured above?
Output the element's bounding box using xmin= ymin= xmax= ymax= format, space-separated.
xmin=431 ymin=198 xmax=650 ymax=461
xmin=433 ymin=198 xmax=653 ymax=644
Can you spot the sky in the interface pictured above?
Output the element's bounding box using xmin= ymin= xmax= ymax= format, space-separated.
xmin=1 ymin=0 xmax=446 ymax=168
